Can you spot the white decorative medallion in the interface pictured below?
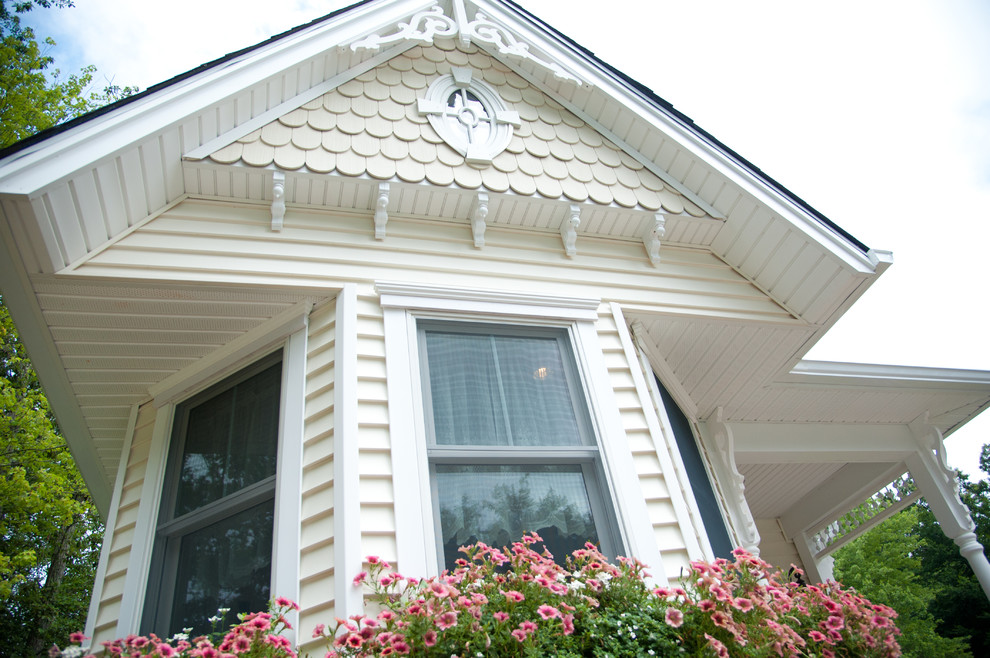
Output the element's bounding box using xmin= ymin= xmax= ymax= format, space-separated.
xmin=417 ymin=67 xmax=520 ymax=164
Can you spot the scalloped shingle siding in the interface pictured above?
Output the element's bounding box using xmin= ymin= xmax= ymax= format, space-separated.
xmin=209 ymin=42 xmax=705 ymax=217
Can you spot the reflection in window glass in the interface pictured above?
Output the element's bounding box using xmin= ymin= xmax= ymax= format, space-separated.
xmin=170 ymin=502 xmax=274 ymax=635
xmin=174 ymin=363 xmax=281 ymax=516
xmin=436 ymin=465 xmax=598 ymax=571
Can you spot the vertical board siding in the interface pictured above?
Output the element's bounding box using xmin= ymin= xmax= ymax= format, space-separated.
xmin=596 ymin=307 xmax=690 ymax=581
xmin=299 ymin=299 xmax=337 ymax=641
xmin=90 ymin=402 xmax=156 ymax=647
xmin=356 ymin=288 xmax=397 ymax=565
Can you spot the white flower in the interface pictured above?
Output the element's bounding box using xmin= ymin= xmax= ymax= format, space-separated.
xmin=61 ymin=649 xmax=85 ymax=658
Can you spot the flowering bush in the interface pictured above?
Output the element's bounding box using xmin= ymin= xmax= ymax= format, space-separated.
xmin=53 ymin=598 xmax=300 ymax=658
xmin=57 ymin=535 xmax=902 ymax=657
xmin=317 ymin=534 xmax=902 ymax=657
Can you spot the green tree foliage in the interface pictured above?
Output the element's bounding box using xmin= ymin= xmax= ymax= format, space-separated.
xmin=834 ymin=449 xmax=990 ymax=657
xmin=913 ymin=452 xmax=990 ymax=656
xmin=0 ymin=297 xmax=104 ymax=656
xmin=833 ymin=505 xmax=971 ymax=657
xmin=0 ymin=0 xmax=136 ymax=149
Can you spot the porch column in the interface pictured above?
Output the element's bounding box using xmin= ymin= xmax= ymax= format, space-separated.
xmin=792 ymin=530 xmax=835 ymax=584
xmin=907 ymin=415 xmax=990 ymax=601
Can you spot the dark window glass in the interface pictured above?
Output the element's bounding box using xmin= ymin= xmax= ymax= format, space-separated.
xmin=145 ymin=356 xmax=281 ymax=637
xmin=655 ymin=375 xmax=734 ymax=558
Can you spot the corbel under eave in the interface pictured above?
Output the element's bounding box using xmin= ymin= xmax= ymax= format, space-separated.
xmin=642 ymin=214 xmax=666 ymax=267
xmin=271 ymin=171 xmax=286 ymax=232
xmin=561 ymin=204 xmax=581 ymax=258
xmin=374 ymin=183 xmax=391 ymax=240
xmin=471 ymin=192 xmax=489 ymax=248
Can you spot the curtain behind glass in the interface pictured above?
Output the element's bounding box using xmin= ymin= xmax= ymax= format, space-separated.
xmin=425 ymin=331 xmax=584 ymax=447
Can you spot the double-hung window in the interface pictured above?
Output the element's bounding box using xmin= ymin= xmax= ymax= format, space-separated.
xmin=143 ymin=353 xmax=282 ymax=636
xmin=419 ymin=322 xmax=619 ymax=569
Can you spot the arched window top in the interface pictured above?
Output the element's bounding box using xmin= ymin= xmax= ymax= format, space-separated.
xmin=417 ymin=67 xmax=520 ymax=165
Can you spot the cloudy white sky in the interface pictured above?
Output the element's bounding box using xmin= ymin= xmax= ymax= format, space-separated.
xmin=25 ymin=0 xmax=990 ymax=475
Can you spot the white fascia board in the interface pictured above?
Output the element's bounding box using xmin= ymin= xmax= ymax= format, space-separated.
xmin=786 ymin=360 xmax=990 ymax=391
xmin=0 ymin=219 xmax=112 ymax=512
xmin=0 ymin=0 xmax=431 ymax=196
xmin=730 ymin=421 xmax=918 ymax=464
xmin=475 ymin=0 xmax=879 ymax=274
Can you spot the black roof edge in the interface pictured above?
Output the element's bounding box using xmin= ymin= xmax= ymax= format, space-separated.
xmin=1 ymin=0 xmax=869 ymax=256
xmin=0 ymin=0 xmax=373 ymax=162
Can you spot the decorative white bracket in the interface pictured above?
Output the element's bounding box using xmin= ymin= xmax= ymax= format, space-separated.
xmin=907 ymin=412 xmax=990 ymax=599
xmin=374 ymin=183 xmax=390 ymax=240
xmin=471 ymin=192 xmax=489 ymax=248
xmin=642 ymin=214 xmax=666 ymax=267
xmin=271 ymin=171 xmax=286 ymax=232
xmin=706 ymin=407 xmax=761 ymax=555
xmin=560 ymin=204 xmax=581 ymax=258
xmin=351 ymin=0 xmax=584 ymax=85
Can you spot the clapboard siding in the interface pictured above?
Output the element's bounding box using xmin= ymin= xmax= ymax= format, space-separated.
xmin=90 ymin=402 xmax=156 ymax=647
xmin=299 ymin=300 xmax=337 ymax=636
xmin=596 ymin=306 xmax=691 ymax=582
xmin=76 ymin=199 xmax=791 ymax=324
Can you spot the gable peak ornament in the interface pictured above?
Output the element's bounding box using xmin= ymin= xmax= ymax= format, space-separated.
xmin=350 ymin=0 xmax=584 ymax=86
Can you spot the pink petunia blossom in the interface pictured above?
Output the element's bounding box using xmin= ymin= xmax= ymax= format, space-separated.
xmin=69 ymin=633 xmax=89 ymax=644
xmin=312 ymin=624 xmax=325 ymax=638
xmin=422 ymin=631 xmax=437 ymax=647
xmin=511 ymin=629 xmax=528 ymax=643
xmin=493 ymin=612 xmax=509 ymax=623
xmin=809 ymin=630 xmax=826 ymax=642
xmin=562 ymin=613 xmax=575 ymax=636
xmin=537 ymin=604 xmax=561 ymax=620
xmin=435 ymin=611 xmax=458 ymax=630
xmin=504 ymin=590 xmax=525 ymax=602
xmin=825 ymin=615 xmax=844 ymax=631
xmin=155 ymin=644 xmax=176 ymax=658
xmin=699 ymin=599 xmax=716 ymax=612
xmin=664 ymin=608 xmax=684 ymax=628
xmin=352 ymin=571 xmax=368 ymax=587
xmin=274 ymin=596 xmax=300 ymax=610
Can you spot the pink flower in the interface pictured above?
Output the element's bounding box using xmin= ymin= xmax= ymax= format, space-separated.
xmin=809 ymin=630 xmax=826 ymax=642
xmin=705 ymin=633 xmax=730 ymax=658
xmin=711 ymin=611 xmax=731 ymax=628
xmin=493 ymin=612 xmax=509 ymax=623
xmin=872 ymin=614 xmax=890 ymax=628
xmin=732 ymin=597 xmax=753 ymax=612
xmin=518 ymin=620 xmax=537 ymax=633
xmin=156 ymin=644 xmax=176 ymax=658
xmin=435 ymin=611 xmax=458 ymax=630
xmin=312 ymin=624 xmax=325 ymax=638
xmin=233 ymin=637 xmax=251 ymax=652
xmin=699 ymin=599 xmax=716 ymax=612
xmin=345 ymin=634 xmax=363 ymax=648
xmin=274 ymin=596 xmax=300 ymax=610
xmin=428 ymin=582 xmax=450 ymax=598
xmin=511 ymin=629 xmax=528 ymax=643
xmin=665 ymin=608 xmax=684 ymax=628
xmin=69 ymin=633 xmax=89 ymax=644
xmin=504 ymin=590 xmax=525 ymax=602
xmin=825 ymin=615 xmax=844 ymax=631
xmin=377 ymin=610 xmax=396 ymax=622
xmin=422 ymin=631 xmax=437 ymax=647
xmin=562 ymin=613 xmax=575 ymax=636
xmin=537 ymin=605 xmax=560 ymax=620
xmin=352 ymin=571 xmax=368 ymax=587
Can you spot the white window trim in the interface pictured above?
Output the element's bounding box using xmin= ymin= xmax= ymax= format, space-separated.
xmin=379 ymin=282 xmax=664 ymax=581
xmin=116 ymin=302 xmax=311 ymax=639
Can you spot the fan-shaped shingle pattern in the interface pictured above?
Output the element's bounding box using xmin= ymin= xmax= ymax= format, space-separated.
xmin=209 ymin=42 xmax=706 ymax=217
